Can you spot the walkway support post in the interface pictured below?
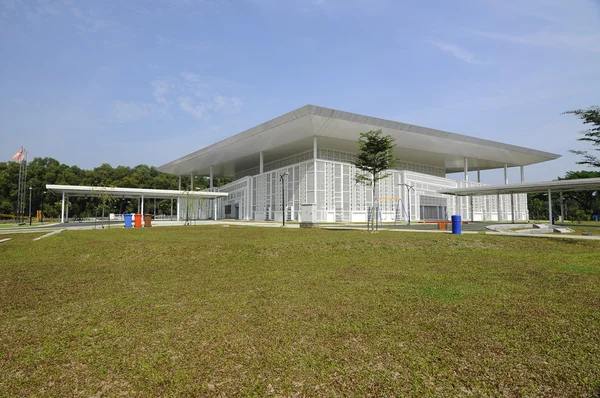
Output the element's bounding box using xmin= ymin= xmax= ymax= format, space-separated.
xmin=213 ymin=198 xmax=218 ymax=220
xmin=548 ymin=188 xmax=553 ymax=225
xmin=61 ymin=192 xmax=65 ymax=223
xmin=209 ymin=166 xmax=214 ymax=189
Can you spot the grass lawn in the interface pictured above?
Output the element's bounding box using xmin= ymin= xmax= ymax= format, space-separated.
xmin=1 ymin=227 xmax=599 ymax=397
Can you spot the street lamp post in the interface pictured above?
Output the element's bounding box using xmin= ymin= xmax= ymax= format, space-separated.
xmin=28 ymin=186 xmax=33 ymax=226
xmin=41 ymin=191 xmax=46 ymax=223
xmin=398 ymin=183 xmax=415 ymax=225
xmin=280 ymin=172 xmax=289 ymax=226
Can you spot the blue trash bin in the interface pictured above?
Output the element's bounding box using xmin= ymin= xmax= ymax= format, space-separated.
xmin=124 ymin=214 xmax=133 ymax=228
xmin=451 ymin=215 xmax=462 ymax=235
xmin=551 ymin=216 xmax=555 ymax=225
xmin=594 ymin=215 xmax=599 ymax=222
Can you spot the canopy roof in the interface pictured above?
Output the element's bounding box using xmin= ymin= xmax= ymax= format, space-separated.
xmin=158 ymin=105 xmax=560 ymax=177
xmin=438 ymin=178 xmax=600 ymax=196
xmin=46 ymin=184 xmax=228 ymax=199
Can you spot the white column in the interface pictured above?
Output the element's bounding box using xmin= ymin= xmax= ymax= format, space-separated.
xmin=190 ymin=173 xmax=194 ymax=191
xmin=548 ymin=189 xmax=553 ymax=224
xmin=178 ymin=175 xmax=181 ymax=191
xmin=259 ymin=152 xmax=264 ymax=174
xmin=313 ymin=136 xmax=318 ymax=205
xmin=520 ymin=166 xmax=524 ymax=183
xmin=477 ymin=168 xmax=481 ymax=183
xmin=209 ymin=166 xmax=214 ymax=189
xmin=65 ymin=195 xmax=69 ymax=221
xmin=141 ymin=195 xmax=144 ymax=215
xmin=176 ymin=197 xmax=180 ymax=221
xmin=504 ymin=164 xmax=509 ymax=185
xmin=464 ymin=158 xmax=469 ymax=181
xmin=213 ymin=198 xmax=218 ymax=220
xmin=61 ymin=192 xmax=65 ymax=223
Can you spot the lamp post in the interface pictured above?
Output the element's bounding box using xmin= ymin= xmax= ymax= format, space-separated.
xmin=41 ymin=191 xmax=46 ymax=223
xmin=280 ymin=172 xmax=289 ymax=226
xmin=398 ymin=183 xmax=415 ymax=225
xmin=28 ymin=186 xmax=33 ymax=226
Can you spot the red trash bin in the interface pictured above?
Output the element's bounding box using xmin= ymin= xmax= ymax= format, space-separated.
xmin=134 ymin=214 xmax=142 ymax=228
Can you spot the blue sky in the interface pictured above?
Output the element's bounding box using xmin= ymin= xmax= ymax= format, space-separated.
xmin=1 ymin=0 xmax=599 ymax=183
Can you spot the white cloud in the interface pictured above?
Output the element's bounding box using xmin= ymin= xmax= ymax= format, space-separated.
xmin=113 ymin=73 xmax=246 ymax=122
xmin=178 ymin=97 xmax=207 ymax=120
xmin=472 ymin=30 xmax=600 ymax=54
xmin=112 ymin=101 xmax=150 ymax=123
xmin=151 ymin=80 xmax=171 ymax=106
xmin=430 ymin=40 xmax=482 ymax=64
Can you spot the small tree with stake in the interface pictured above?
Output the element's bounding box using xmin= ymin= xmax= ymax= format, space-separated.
xmin=353 ymin=130 xmax=397 ymax=231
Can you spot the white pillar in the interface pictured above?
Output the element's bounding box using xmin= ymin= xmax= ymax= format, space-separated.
xmin=548 ymin=189 xmax=553 ymax=224
xmin=61 ymin=192 xmax=65 ymax=223
xmin=520 ymin=166 xmax=524 ymax=183
xmin=313 ymin=136 xmax=318 ymax=205
xmin=504 ymin=164 xmax=508 ymax=185
xmin=65 ymin=195 xmax=69 ymax=221
xmin=141 ymin=195 xmax=144 ymax=215
xmin=176 ymin=197 xmax=180 ymax=221
xmin=477 ymin=168 xmax=481 ymax=183
xmin=259 ymin=152 xmax=264 ymax=174
xmin=464 ymin=158 xmax=468 ymax=181
xmin=190 ymin=173 xmax=194 ymax=191
xmin=209 ymin=166 xmax=214 ymax=189
xmin=178 ymin=175 xmax=181 ymax=191
xmin=213 ymin=198 xmax=218 ymax=220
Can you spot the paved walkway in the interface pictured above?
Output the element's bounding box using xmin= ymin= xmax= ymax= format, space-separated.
xmin=2 ymin=219 xmax=598 ymax=241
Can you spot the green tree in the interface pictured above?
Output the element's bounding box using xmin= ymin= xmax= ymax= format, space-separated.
xmin=566 ymin=106 xmax=600 ymax=168
xmin=353 ymin=130 xmax=397 ymax=230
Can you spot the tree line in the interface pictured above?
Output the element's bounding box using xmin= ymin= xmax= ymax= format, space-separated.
xmin=0 ymin=158 xmax=229 ymax=220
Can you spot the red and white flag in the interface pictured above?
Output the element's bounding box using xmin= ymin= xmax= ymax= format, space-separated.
xmin=12 ymin=147 xmax=24 ymax=163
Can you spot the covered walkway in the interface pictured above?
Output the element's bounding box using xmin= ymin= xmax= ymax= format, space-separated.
xmin=439 ymin=178 xmax=600 ymax=224
xmin=45 ymin=184 xmax=228 ymax=223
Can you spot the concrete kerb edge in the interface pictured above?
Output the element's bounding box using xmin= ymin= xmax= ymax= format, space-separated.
xmin=33 ymin=229 xmax=66 ymax=241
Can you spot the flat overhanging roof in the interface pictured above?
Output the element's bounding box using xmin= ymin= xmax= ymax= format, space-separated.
xmin=46 ymin=184 xmax=228 ymax=199
xmin=157 ymin=105 xmax=560 ymax=176
xmin=438 ymin=178 xmax=600 ymax=196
